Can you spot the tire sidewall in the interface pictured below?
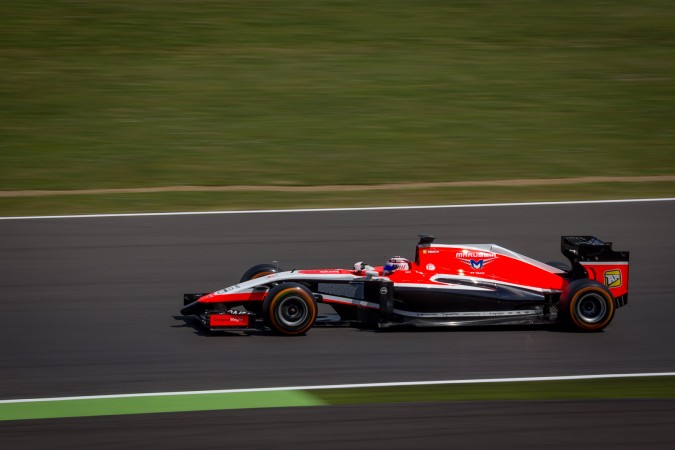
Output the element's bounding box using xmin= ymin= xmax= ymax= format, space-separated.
xmin=263 ymin=282 xmax=317 ymax=335
xmin=560 ymin=279 xmax=615 ymax=331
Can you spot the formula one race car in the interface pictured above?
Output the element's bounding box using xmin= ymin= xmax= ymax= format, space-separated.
xmin=180 ymin=235 xmax=629 ymax=335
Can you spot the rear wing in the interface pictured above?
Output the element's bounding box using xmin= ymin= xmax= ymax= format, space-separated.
xmin=561 ymin=236 xmax=629 ymax=264
xmin=561 ymin=236 xmax=629 ymax=306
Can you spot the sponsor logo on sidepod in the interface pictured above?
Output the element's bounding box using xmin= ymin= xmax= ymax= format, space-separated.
xmin=456 ymin=251 xmax=497 ymax=270
xmin=604 ymin=269 xmax=622 ymax=288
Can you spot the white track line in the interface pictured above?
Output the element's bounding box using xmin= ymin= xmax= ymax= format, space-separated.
xmin=2 ymin=372 xmax=674 ymax=404
xmin=1 ymin=197 xmax=674 ymax=221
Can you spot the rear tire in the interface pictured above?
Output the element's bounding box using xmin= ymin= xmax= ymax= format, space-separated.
xmin=240 ymin=263 xmax=281 ymax=283
xmin=263 ymin=283 xmax=317 ymax=335
xmin=560 ymin=279 xmax=615 ymax=331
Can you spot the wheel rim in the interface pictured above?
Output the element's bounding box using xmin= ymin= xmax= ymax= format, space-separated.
xmin=276 ymin=295 xmax=309 ymax=328
xmin=575 ymin=292 xmax=608 ymax=324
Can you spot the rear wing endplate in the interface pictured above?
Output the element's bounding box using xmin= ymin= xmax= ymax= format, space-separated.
xmin=561 ymin=235 xmax=629 ymax=278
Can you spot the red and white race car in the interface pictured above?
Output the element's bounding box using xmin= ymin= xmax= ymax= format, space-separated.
xmin=181 ymin=235 xmax=629 ymax=335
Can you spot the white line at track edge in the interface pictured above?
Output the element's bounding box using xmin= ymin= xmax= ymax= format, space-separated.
xmin=1 ymin=197 xmax=674 ymax=220
xmin=2 ymin=372 xmax=674 ymax=404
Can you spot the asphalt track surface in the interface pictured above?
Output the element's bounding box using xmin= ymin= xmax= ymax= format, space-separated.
xmin=1 ymin=200 xmax=675 ymax=447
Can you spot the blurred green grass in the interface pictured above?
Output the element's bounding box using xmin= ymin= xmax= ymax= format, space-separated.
xmin=2 ymin=0 xmax=674 ymax=192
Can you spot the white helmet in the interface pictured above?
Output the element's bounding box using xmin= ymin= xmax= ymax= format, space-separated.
xmin=383 ymin=256 xmax=410 ymax=275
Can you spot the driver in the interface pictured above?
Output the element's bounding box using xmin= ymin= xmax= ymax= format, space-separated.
xmin=383 ymin=256 xmax=410 ymax=275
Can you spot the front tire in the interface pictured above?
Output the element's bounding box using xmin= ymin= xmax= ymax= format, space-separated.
xmin=560 ymin=279 xmax=615 ymax=331
xmin=240 ymin=263 xmax=281 ymax=283
xmin=263 ymin=283 xmax=317 ymax=335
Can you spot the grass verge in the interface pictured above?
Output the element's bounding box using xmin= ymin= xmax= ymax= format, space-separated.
xmin=1 ymin=1 xmax=674 ymax=190
xmin=312 ymin=376 xmax=675 ymax=404
xmin=1 ymin=376 xmax=673 ymax=421
xmin=0 ymin=391 xmax=324 ymax=422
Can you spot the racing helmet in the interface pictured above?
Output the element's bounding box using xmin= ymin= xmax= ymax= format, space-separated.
xmin=383 ymin=256 xmax=410 ymax=275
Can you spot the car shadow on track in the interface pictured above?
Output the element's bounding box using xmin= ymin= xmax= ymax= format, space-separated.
xmin=173 ymin=315 xmax=598 ymax=337
xmin=365 ymin=324 xmax=576 ymax=334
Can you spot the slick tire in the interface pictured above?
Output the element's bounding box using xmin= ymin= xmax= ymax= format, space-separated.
xmin=263 ymin=283 xmax=317 ymax=336
xmin=240 ymin=263 xmax=281 ymax=283
xmin=560 ymin=279 xmax=615 ymax=332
